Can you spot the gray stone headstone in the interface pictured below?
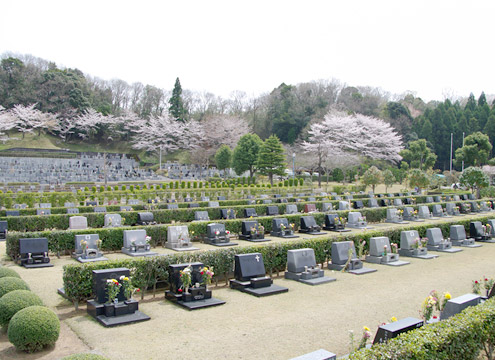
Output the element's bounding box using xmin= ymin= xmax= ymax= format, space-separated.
xmin=123 ymin=229 xmax=147 ymax=248
xmin=450 ymin=225 xmax=467 ymax=241
xmin=369 ymin=236 xmax=391 ymax=257
xmin=331 ymin=241 xmax=357 ymax=265
xmin=426 ymin=228 xmax=444 ymax=246
xmin=286 ymin=204 xmax=298 ymax=214
xmin=418 ymin=206 xmax=431 ymax=218
xmin=37 ymin=209 xmax=51 ymax=216
xmin=287 ymin=248 xmax=317 ymax=273
xmin=194 ymin=211 xmax=210 ymax=221
xmin=338 ymin=201 xmax=349 ymax=211
xmin=400 ymin=230 xmax=420 ymax=250
xmin=322 ymin=203 xmax=333 ymax=212
xmin=369 ymin=199 xmax=378 ymax=208
xmin=75 ymin=233 xmax=100 ymax=254
xmin=104 ymin=213 xmax=122 ymax=227
xmin=441 ymin=294 xmax=481 ymax=320
xmin=208 ymin=201 xmax=220 ymax=208
xmin=393 ymin=199 xmax=403 ymax=206
xmin=67 ymin=208 xmax=79 ymax=214
xmin=69 ymin=216 xmax=88 ymax=230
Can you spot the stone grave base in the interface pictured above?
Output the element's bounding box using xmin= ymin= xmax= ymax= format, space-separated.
xmin=385 ymin=220 xmax=409 ymax=224
xmin=121 ymin=248 xmax=158 ymax=256
xmin=365 ymin=255 xmax=409 ymax=266
xmin=238 ymin=235 xmax=270 ymax=242
xmin=347 ymin=224 xmax=372 ymax=229
xmin=230 ymin=280 xmax=288 ymax=297
xmin=96 ymin=311 xmax=150 ymax=327
xmin=270 ymin=232 xmax=299 ymax=239
xmin=290 ymin=348 xmax=336 ymax=360
xmin=174 ymin=297 xmax=226 ymax=310
xmin=21 ymin=263 xmax=54 ymax=269
xmin=298 ymin=230 xmax=326 ymax=236
xmin=322 ymin=227 xmax=351 ymax=232
xmin=451 ymin=239 xmax=482 ymax=248
xmin=204 ymin=240 xmax=238 ymax=247
xmin=327 ymin=263 xmax=377 ymax=275
xmin=403 ymin=218 xmax=425 ymax=222
xmin=76 ymin=256 xmax=109 ymax=263
xmin=476 ymin=238 xmax=495 ymax=243
xmin=284 ymin=272 xmax=336 ymax=285
xmin=426 ymin=245 xmax=463 ymax=253
xmin=399 ymin=249 xmax=438 ymax=259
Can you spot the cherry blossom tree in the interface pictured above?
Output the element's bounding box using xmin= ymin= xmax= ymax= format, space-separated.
xmin=9 ymin=103 xmax=57 ymax=138
xmin=0 ymin=105 xmax=16 ymax=142
xmin=73 ymin=108 xmax=115 ymax=141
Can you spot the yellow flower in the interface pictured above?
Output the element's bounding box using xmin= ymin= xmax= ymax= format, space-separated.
xmin=363 ymin=326 xmax=370 ymax=332
xmin=445 ymin=292 xmax=451 ymax=300
xmin=390 ymin=316 xmax=397 ymax=322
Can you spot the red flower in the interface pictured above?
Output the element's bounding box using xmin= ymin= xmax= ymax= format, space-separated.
xmin=200 ymin=272 xmax=204 ymax=275
xmin=136 ymin=289 xmax=140 ymax=292
xmin=433 ymin=316 xmax=438 ymax=319
xmin=475 ymin=281 xmax=479 ymax=284
xmin=178 ymin=289 xmax=183 ymax=293
xmin=485 ymin=278 xmax=488 ymax=281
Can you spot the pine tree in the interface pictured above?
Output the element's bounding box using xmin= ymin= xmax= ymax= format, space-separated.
xmin=168 ymin=77 xmax=186 ymax=122
xmin=256 ymin=135 xmax=287 ymax=185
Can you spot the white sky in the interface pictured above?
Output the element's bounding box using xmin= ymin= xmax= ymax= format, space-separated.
xmin=1 ymin=0 xmax=495 ymax=102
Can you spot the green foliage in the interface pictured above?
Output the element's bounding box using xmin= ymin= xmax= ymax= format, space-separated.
xmin=8 ymin=306 xmax=60 ymax=353
xmin=455 ymin=132 xmax=493 ymax=167
xmin=361 ymin=166 xmax=383 ymax=193
xmin=0 ymin=277 xmax=30 ymax=298
xmin=400 ymin=139 xmax=437 ymax=170
xmin=382 ymin=169 xmax=396 ymax=192
xmin=0 ymin=290 xmax=44 ymax=327
xmin=256 ymin=135 xmax=286 ymax=185
xmin=408 ymin=168 xmax=430 ymax=191
xmin=232 ymin=133 xmax=263 ymax=178
xmin=0 ymin=268 xmax=21 ymax=279
xmin=333 ymin=168 xmax=344 ymax=182
xmin=460 ymin=167 xmax=490 ymax=197
xmin=168 ymin=77 xmax=187 ymax=122
xmin=215 ymin=145 xmax=232 ymax=172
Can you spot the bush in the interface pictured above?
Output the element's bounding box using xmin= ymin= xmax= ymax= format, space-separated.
xmin=0 ymin=290 xmax=44 ymax=326
xmin=0 ymin=268 xmax=21 ymax=279
xmin=61 ymin=354 xmax=110 ymax=360
xmin=0 ymin=277 xmax=30 ymax=298
xmin=8 ymin=305 xmax=60 ymax=352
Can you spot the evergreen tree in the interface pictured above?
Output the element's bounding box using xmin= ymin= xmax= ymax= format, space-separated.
xmin=232 ymin=133 xmax=263 ymax=178
xmin=361 ymin=166 xmax=383 ymax=193
xmin=383 ymin=169 xmax=396 ymax=193
xmin=256 ymin=135 xmax=287 ymax=185
xmin=215 ymin=145 xmax=232 ymax=178
xmin=484 ymin=114 xmax=495 ymax=154
xmin=168 ymin=77 xmax=187 ymax=122
xmin=454 ymin=131 xmax=492 ymax=167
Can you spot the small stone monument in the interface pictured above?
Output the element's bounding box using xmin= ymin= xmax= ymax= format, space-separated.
xmin=19 ymin=238 xmax=53 ymax=268
xmin=0 ymin=221 xmax=7 ymax=240
xmin=230 ymin=253 xmax=288 ymax=297
xmin=188 ymin=203 xmax=200 ymax=208
xmin=402 ymin=207 xmax=423 ymax=222
xmin=425 ymin=196 xmax=433 ymax=203
xmin=398 ymin=230 xmax=438 ymax=259
xmin=74 ymin=234 xmax=108 ymax=262
xmin=194 ymin=211 xmax=210 ymax=221
xmin=469 ymin=201 xmax=481 ymax=213
xmin=338 ymin=201 xmax=350 ymax=211
xmin=373 ymin=317 xmax=423 ymax=344
xmin=285 ymin=204 xmax=298 ymax=214
xmin=327 ymin=241 xmax=376 ymax=275
xmin=445 ymin=203 xmax=462 ymax=216
xmin=304 ymin=204 xmax=317 ymax=213
xmin=449 ymin=225 xmax=480 ymax=247
xmin=322 ymin=203 xmax=333 ymax=212
xmin=285 ymin=248 xmax=335 ymax=285
xmin=425 ymin=228 xmax=462 ymax=253
xmin=368 ymin=199 xmax=379 ymax=208
xmin=239 ymin=220 xmax=268 ymax=242
xmin=208 ymin=201 xmax=220 ymax=208
xmin=270 ymin=218 xmax=298 ymax=238
xmin=122 ymin=229 xmax=158 ymax=256
xmin=346 ymin=212 xmax=370 ymax=229
xmin=385 ymin=208 xmax=408 ymax=224
xmin=353 ymin=200 xmax=364 ymax=209
xmin=299 ymin=216 xmax=325 ymax=235
xmin=166 ymin=226 xmax=199 ymax=251
xmin=432 ymin=204 xmax=449 ymax=218
xmin=220 ymin=208 xmax=236 ymax=219
xmin=440 ymin=294 xmax=481 ymax=320
xmin=104 ymin=214 xmax=122 ymax=228
xmin=67 ymin=208 xmax=79 ymax=214
xmin=393 ymin=199 xmax=403 ymax=207
xmin=137 ymin=212 xmax=156 ymax=225
xmin=165 ymin=262 xmax=225 ymax=310
xmin=205 ymin=223 xmax=237 ymax=247
xmin=470 ymin=221 xmax=495 ymax=243
xmin=365 ymin=237 xmax=409 ymax=266
xmin=244 ymin=208 xmax=258 ymax=218
xmin=323 ymin=214 xmax=350 ymax=232
xmin=94 ymin=206 xmax=107 ymax=213
xmin=36 ymin=208 xmax=51 ymax=216
xmin=167 ymin=203 xmax=179 ymax=210
xmin=266 ymin=206 xmax=279 ymax=216
xmin=69 ymin=216 xmax=88 ymax=230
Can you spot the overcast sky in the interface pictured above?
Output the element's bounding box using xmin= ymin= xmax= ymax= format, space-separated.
xmin=1 ymin=0 xmax=494 ymax=102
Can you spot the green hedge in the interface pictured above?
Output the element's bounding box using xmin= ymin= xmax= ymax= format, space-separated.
xmin=348 ymin=297 xmax=495 ymax=359
xmin=60 ymin=216 xmax=491 ymax=307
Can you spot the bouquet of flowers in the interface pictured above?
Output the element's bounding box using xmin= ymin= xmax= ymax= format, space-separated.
xmin=106 ymin=279 xmax=122 ymax=303
xmin=179 ymin=265 xmax=192 ymax=292
xmin=200 ymin=266 xmax=214 ymax=286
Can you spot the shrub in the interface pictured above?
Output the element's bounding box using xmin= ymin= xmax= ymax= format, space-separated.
xmin=0 ymin=277 xmax=30 ymax=298
xmin=61 ymin=354 xmax=110 ymax=360
xmin=8 ymin=306 xmax=60 ymax=353
xmin=0 ymin=268 xmax=21 ymax=279
xmin=0 ymin=290 xmax=44 ymax=327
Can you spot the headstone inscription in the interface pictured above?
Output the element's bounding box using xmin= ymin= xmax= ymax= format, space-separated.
xmin=122 ymin=229 xmax=158 ymax=256
xmin=327 ymin=241 xmax=376 ymax=275
xmin=398 ymin=230 xmax=438 ymax=259
xmin=166 ymin=226 xmax=199 ymax=251
xmin=285 ymin=248 xmax=336 ymax=285
xmin=205 ymin=223 xmax=237 ymax=247
xmin=74 ymin=234 xmax=108 ymax=262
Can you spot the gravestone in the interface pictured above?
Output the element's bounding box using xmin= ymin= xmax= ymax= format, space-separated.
xmin=460 ymin=194 xmax=469 ymax=201
xmin=379 ymin=199 xmax=389 ymax=206
xmin=94 ymin=207 xmax=107 ymax=213
xmin=468 ymin=194 xmax=476 ymax=200
xmin=119 ymin=206 xmax=133 ymax=211
xmin=19 ymin=238 xmax=53 ymax=268
xmin=368 ymin=199 xmax=378 ymax=208
xmin=353 ymin=200 xmax=364 ymax=209
xmin=453 ymin=195 xmax=461 ymax=201
xmin=65 ymin=202 xmax=76 ymax=208
xmin=345 ymin=195 xmax=353 ymax=200
xmin=323 ymin=214 xmax=350 ymax=232
xmin=239 ymin=220 xmax=268 ymax=242
xmin=86 ymin=268 xmax=150 ymax=327
xmin=404 ymin=198 xmax=414 ymax=205
xmin=322 ymin=203 xmax=333 ymax=212
xmin=432 ymin=204 xmax=449 ymax=218
xmin=299 ymin=216 xmax=325 ymax=235
xmin=74 ymin=234 xmax=107 ymax=262
xmin=205 ymin=223 xmax=237 ymax=247
xmin=470 ymin=221 xmax=495 ymax=243
xmin=393 ymin=199 xmax=403 ymax=207
xmin=450 ymin=225 xmax=480 ymax=247
xmin=433 ymin=196 xmax=442 ymax=202
xmin=440 ymin=294 xmax=481 ymax=320
xmin=469 ymin=201 xmax=480 ymax=213
xmin=67 ymin=208 xmax=79 ymax=214
xmin=277 ymin=198 xmax=288 ymax=203
xmin=86 ymin=201 xmax=98 ymax=206
xmin=333 ymin=196 xmax=341 ymax=200
xmin=402 ymin=207 xmax=423 ymax=222
xmin=188 ymin=203 xmax=200 ymax=208
xmin=14 ymin=204 xmax=27 ymax=209
xmin=36 ymin=209 xmax=51 ymax=216
xmin=164 ymin=262 xmax=226 ymax=310
xmin=398 ymin=230 xmax=438 ymax=259
xmin=445 ymin=203 xmax=462 ymax=216
xmin=460 ymin=203 xmax=472 ymax=214
xmin=286 ymin=204 xmax=298 ymax=214
xmin=373 ymin=317 xmax=423 ymax=344
xmin=263 ymin=199 xmax=273 ymax=204
xmin=0 ymin=221 xmax=7 ymax=240
xmin=480 ymin=201 xmax=492 ymax=212
xmin=304 ymin=204 xmax=317 ymax=213
xmin=244 ymin=208 xmax=258 ymax=218
xmin=137 ymin=212 xmax=156 ymax=225
xmin=386 ymin=208 xmax=408 ymax=224
xmin=347 ymin=212 xmax=369 ymax=229
xmin=445 ymin=195 xmax=452 ymax=201
xmin=128 ymin=199 xmax=140 ymax=205
xmin=487 ymin=219 xmax=495 ymax=237
xmin=104 ymin=214 xmax=122 ymax=227
xmin=266 ymin=206 xmax=279 ymax=216
xmin=167 ymin=204 xmax=179 ymax=210
xmin=122 ymin=229 xmax=158 ymax=256
xmin=200 ymin=196 xmax=210 ymax=201
xmin=166 ymin=226 xmax=199 ymax=251
xmin=365 ymin=237 xmax=409 ymax=266
xmin=327 ymin=241 xmax=376 ymax=275
xmin=39 ymin=203 xmax=52 ymax=208
xmin=285 ymin=248 xmax=336 ymax=285
xmin=425 ymin=196 xmax=433 ymax=203
xmin=217 ymin=196 xmax=226 ymax=201
xmin=338 ymin=201 xmax=350 ymax=211
xmin=6 ymin=210 xmax=20 ymax=217
xmin=230 ymin=253 xmax=288 ymax=297
xmin=69 ymin=216 xmax=88 ymax=230
xmin=208 ymin=201 xmax=220 ymax=208
xmin=418 ymin=205 xmax=436 ymax=219
xmin=426 ymin=228 xmax=461 ymax=253
xmin=194 ymin=211 xmax=210 ymax=221
xmin=220 ymin=208 xmax=236 ymax=219
xmin=270 ymin=218 xmax=298 ymax=238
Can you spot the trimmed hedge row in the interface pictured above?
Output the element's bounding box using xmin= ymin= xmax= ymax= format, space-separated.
xmin=348 ymin=297 xmax=495 ymax=359
xmin=61 ymin=216 xmax=492 ymax=306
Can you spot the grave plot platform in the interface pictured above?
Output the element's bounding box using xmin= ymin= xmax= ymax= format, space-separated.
xmin=327 ymin=263 xmax=377 ymax=275
xmin=475 ymin=238 xmax=495 ymax=243
xmin=290 ymin=349 xmax=336 ymax=360
xmin=284 ymin=271 xmax=336 ymax=285
xmin=450 ymin=239 xmax=482 ymax=248
xmin=96 ymin=311 xmax=150 ymax=327
xmin=323 ymin=227 xmax=351 ymax=232
xmin=238 ymin=235 xmax=270 ymax=242
xmin=271 ymin=234 xmax=299 ymax=239
xmin=426 ymin=245 xmax=462 ymax=253
xmin=398 ymin=249 xmax=439 ymax=259
xmin=22 ymin=262 xmax=54 ymax=269
xmin=165 ymin=290 xmax=225 ymax=310
xmin=121 ymin=248 xmax=159 ymax=256
xmin=229 ymin=279 xmax=288 ymax=297
xmin=365 ymin=255 xmax=410 ymax=267
xmin=205 ymin=241 xmax=238 ymax=247
xmin=76 ymin=256 xmax=109 ymax=263
xmin=298 ymin=230 xmax=326 ymax=236
xmin=175 ymin=298 xmax=225 ymax=310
